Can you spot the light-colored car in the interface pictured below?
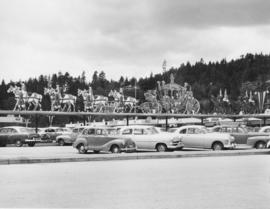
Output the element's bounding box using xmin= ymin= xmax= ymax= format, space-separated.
xmin=210 ymin=125 xmax=269 ymax=144
xmin=73 ymin=126 xmax=136 ymax=154
xmin=55 ymin=127 xmax=86 ymax=146
xmin=0 ymin=126 xmax=40 ymax=147
xmin=257 ymin=126 xmax=270 ymax=133
xmin=169 ymin=125 xmax=236 ymax=150
xmin=246 ymin=135 xmax=270 ymax=149
xmin=116 ymin=125 xmax=184 ymax=152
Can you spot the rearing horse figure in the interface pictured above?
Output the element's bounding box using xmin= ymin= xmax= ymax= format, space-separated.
xmin=7 ymin=85 xmax=28 ymax=111
xmin=44 ymin=87 xmax=62 ymax=111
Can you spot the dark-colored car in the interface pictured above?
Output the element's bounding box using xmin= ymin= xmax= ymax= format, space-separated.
xmin=0 ymin=126 xmax=40 ymax=147
xmin=73 ymin=126 xmax=136 ymax=154
xmin=39 ymin=127 xmax=71 ymax=142
xmin=210 ymin=125 xmax=269 ymax=145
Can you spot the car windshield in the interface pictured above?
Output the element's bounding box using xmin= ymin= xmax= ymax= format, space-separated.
xmin=19 ymin=127 xmax=33 ymax=133
xmin=145 ymin=127 xmax=159 ymax=134
xmin=168 ymin=129 xmax=177 ymax=133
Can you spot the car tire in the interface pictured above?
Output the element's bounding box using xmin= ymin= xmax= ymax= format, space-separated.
xmin=16 ymin=140 xmax=23 ymax=147
xmin=58 ymin=139 xmax=65 ymax=146
xmin=28 ymin=142 xmax=35 ymax=147
xmin=255 ymin=141 xmax=266 ymax=149
xmin=212 ymin=142 xmax=223 ymax=151
xmin=110 ymin=145 xmax=121 ymax=153
xmin=156 ymin=143 xmax=167 ymax=152
xmin=77 ymin=144 xmax=87 ymax=154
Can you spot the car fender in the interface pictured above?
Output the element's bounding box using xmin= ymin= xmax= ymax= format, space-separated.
xmin=73 ymin=138 xmax=87 ymax=148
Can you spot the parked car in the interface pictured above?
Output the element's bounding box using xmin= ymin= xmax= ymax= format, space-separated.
xmin=257 ymin=126 xmax=270 ymax=133
xmin=116 ymin=125 xmax=184 ymax=152
xmin=55 ymin=126 xmax=86 ymax=146
xmin=209 ymin=125 xmax=269 ymax=144
xmin=246 ymin=135 xmax=270 ymax=149
xmin=0 ymin=126 xmax=40 ymax=147
xmin=168 ymin=125 xmax=235 ymax=150
xmin=267 ymin=140 xmax=270 ymax=148
xmin=73 ymin=126 xmax=136 ymax=154
xmin=40 ymin=127 xmax=72 ymax=142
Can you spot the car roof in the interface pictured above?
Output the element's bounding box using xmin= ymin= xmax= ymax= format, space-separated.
xmin=2 ymin=126 xmax=26 ymax=129
xmin=117 ymin=125 xmax=156 ymax=129
xmin=177 ymin=125 xmax=205 ymax=129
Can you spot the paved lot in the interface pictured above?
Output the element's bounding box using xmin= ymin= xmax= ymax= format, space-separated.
xmin=0 ymin=155 xmax=269 ymax=208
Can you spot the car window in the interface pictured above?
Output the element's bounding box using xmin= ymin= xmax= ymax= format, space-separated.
xmin=0 ymin=128 xmax=6 ymax=133
xmin=122 ymin=129 xmax=132 ymax=135
xmin=134 ymin=128 xmax=144 ymax=135
xmin=8 ymin=128 xmax=18 ymax=133
xmin=145 ymin=127 xmax=158 ymax=134
xmin=179 ymin=128 xmax=187 ymax=134
xmin=187 ymin=128 xmax=196 ymax=134
xmin=265 ymin=128 xmax=270 ymax=133
xmin=87 ymin=129 xmax=95 ymax=135
xmin=73 ymin=129 xmax=78 ymax=133
xmin=107 ymin=129 xmax=117 ymax=135
xmin=96 ymin=129 xmax=104 ymax=135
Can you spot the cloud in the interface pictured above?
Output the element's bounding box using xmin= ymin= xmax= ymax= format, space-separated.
xmin=0 ymin=0 xmax=270 ymax=82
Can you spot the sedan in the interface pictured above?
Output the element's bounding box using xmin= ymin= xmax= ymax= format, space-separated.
xmin=116 ymin=125 xmax=184 ymax=152
xmin=0 ymin=126 xmax=40 ymax=147
xmin=210 ymin=125 xmax=269 ymax=144
xmin=40 ymin=127 xmax=72 ymax=142
xmin=73 ymin=126 xmax=136 ymax=154
xmin=169 ymin=125 xmax=235 ymax=150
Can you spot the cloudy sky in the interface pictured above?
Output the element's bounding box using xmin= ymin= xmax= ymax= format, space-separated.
xmin=1 ymin=0 xmax=270 ymax=82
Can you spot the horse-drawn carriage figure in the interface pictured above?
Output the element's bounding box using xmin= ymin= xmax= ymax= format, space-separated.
xmin=108 ymin=88 xmax=138 ymax=113
xmin=139 ymin=74 xmax=200 ymax=114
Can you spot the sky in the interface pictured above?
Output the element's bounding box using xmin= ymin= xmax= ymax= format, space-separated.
xmin=1 ymin=0 xmax=270 ymax=83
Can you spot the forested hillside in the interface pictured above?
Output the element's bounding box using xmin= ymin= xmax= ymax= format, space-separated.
xmin=1 ymin=53 xmax=270 ymax=112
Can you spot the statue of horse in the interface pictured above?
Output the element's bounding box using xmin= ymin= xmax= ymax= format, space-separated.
xmin=108 ymin=90 xmax=138 ymax=112
xmin=78 ymin=89 xmax=94 ymax=112
xmin=44 ymin=87 xmax=62 ymax=111
xmin=7 ymin=85 xmax=28 ymax=111
xmin=27 ymin=92 xmax=43 ymax=111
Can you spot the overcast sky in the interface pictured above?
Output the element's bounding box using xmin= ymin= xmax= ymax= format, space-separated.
xmin=1 ymin=0 xmax=270 ymax=82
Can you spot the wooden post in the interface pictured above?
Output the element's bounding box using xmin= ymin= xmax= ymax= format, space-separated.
xmin=166 ymin=117 xmax=168 ymax=131
xmin=126 ymin=116 xmax=129 ymax=126
xmin=35 ymin=114 xmax=39 ymax=133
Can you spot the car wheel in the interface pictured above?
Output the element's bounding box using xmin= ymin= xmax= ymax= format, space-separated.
xmin=16 ymin=140 xmax=23 ymax=147
xmin=77 ymin=144 xmax=87 ymax=154
xmin=110 ymin=145 xmax=121 ymax=153
xmin=156 ymin=143 xmax=167 ymax=152
xmin=28 ymin=142 xmax=35 ymax=147
xmin=255 ymin=141 xmax=266 ymax=149
xmin=58 ymin=139 xmax=65 ymax=146
xmin=212 ymin=142 xmax=223 ymax=151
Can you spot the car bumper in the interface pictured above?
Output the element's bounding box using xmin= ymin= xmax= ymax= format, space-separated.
xmin=224 ymin=142 xmax=236 ymax=149
xmin=25 ymin=137 xmax=41 ymax=143
xmin=121 ymin=147 xmax=136 ymax=153
xmin=167 ymin=143 xmax=184 ymax=150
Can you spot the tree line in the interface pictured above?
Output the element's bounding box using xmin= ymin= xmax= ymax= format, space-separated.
xmin=1 ymin=53 xmax=270 ymax=113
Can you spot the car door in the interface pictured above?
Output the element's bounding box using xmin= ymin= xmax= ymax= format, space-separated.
xmin=0 ymin=128 xmax=8 ymax=146
xmin=182 ymin=128 xmax=204 ymax=148
xmin=7 ymin=128 xmax=22 ymax=144
xmin=94 ymin=128 xmax=114 ymax=148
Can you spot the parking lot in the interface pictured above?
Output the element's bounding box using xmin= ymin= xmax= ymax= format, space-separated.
xmin=0 ymin=155 xmax=270 ymax=208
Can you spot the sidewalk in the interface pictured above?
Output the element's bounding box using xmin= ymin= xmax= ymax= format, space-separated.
xmin=0 ymin=146 xmax=269 ymax=165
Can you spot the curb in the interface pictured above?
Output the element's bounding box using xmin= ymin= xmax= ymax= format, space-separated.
xmin=0 ymin=150 xmax=269 ymax=165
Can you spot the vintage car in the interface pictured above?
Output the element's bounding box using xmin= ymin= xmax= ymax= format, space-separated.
xmin=55 ymin=126 xmax=86 ymax=146
xmin=0 ymin=126 xmax=40 ymax=147
xmin=246 ymin=135 xmax=270 ymax=149
xmin=257 ymin=126 xmax=270 ymax=133
xmin=116 ymin=125 xmax=184 ymax=152
xmin=168 ymin=125 xmax=235 ymax=150
xmin=209 ymin=125 xmax=269 ymax=145
xmin=40 ymin=127 xmax=72 ymax=142
xmin=73 ymin=126 xmax=136 ymax=154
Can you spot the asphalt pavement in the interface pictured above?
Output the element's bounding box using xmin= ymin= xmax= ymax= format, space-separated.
xmin=0 ymin=155 xmax=269 ymax=208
